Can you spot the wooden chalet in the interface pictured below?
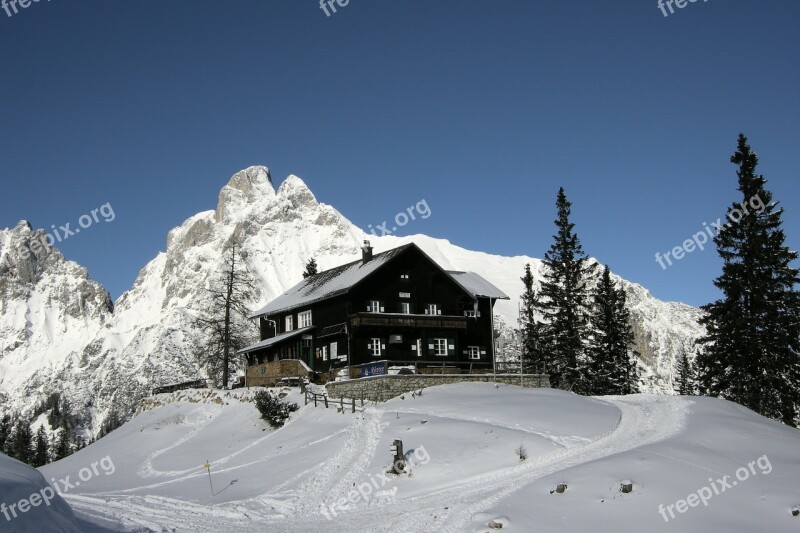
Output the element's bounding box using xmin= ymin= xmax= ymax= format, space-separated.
xmin=238 ymin=242 xmax=509 ymax=380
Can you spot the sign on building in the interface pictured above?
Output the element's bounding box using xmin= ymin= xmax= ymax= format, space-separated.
xmin=361 ymin=360 xmax=388 ymax=377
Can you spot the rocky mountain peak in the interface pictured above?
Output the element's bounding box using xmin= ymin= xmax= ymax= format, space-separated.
xmin=0 ymin=221 xmax=60 ymax=285
xmin=215 ymin=166 xmax=276 ymax=223
xmin=277 ymin=174 xmax=318 ymax=209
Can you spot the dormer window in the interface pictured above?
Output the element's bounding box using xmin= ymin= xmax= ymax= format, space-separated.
xmin=299 ymin=310 xmax=312 ymax=328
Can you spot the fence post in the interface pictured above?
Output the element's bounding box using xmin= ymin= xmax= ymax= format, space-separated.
xmin=351 ymin=398 xmax=355 ymax=413
xmin=324 ymin=395 xmax=329 ymax=409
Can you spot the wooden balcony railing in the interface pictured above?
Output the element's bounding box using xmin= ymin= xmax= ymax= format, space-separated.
xmin=349 ymin=313 xmax=468 ymax=329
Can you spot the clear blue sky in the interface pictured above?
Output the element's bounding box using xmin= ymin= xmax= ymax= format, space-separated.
xmin=1 ymin=0 xmax=798 ymax=305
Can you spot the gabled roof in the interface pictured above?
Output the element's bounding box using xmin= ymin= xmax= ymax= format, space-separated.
xmin=447 ymin=271 xmax=510 ymax=300
xmin=251 ymin=243 xmax=508 ymax=318
xmin=251 ymin=245 xmax=411 ymax=317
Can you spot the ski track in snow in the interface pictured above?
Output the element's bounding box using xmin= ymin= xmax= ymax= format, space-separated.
xmin=288 ymin=408 xmax=384 ymax=518
xmin=278 ymin=394 xmax=690 ymax=533
xmin=62 ymin=395 xmax=690 ymax=532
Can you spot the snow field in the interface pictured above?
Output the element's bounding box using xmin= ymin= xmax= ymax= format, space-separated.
xmin=36 ymin=383 xmax=800 ymax=532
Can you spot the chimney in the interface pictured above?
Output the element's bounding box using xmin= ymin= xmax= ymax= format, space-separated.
xmin=362 ymin=240 xmax=373 ymax=264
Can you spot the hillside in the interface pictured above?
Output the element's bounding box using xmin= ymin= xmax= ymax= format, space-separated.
xmin=38 ymin=383 xmax=800 ymax=532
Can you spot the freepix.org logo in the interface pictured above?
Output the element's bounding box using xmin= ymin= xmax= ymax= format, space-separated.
xmin=658 ymin=0 xmax=708 ymax=18
xmin=2 ymin=0 xmax=51 ymax=18
xmin=1 ymin=455 xmax=116 ymax=524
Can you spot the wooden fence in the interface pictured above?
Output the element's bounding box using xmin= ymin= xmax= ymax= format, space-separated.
xmin=304 ymin=389 xmax=363 ymax=414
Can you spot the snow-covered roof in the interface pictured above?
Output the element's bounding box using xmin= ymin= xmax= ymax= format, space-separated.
xmin=251 ymin=243 xmax=508 ymax=318
xmin=251 ymin=246 xmax=410 ymax=317
xmin=447 ymin=271 xmax=509 ymax=300
xmin=236 ymin=326 xmax=315 ymax=355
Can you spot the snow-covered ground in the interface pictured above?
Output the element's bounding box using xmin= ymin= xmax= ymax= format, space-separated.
xmin=35 ymin=383 xmax=800 ymax=532
xmin=0 ymin=452 xmax=98 ymax=532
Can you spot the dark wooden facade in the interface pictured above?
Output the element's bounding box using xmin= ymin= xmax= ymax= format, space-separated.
xmin=241 ymin=244 xmax=504 ymax=378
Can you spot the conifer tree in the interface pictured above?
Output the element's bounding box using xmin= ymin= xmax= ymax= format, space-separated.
xmin=302 ymin=257 xmax=318 ymax=279
xmin=675 ymin=351 xmax=696 ymax=396
xmin=98 ymin=409 xmax=123 ymax=439
xmin=9 ymin=419 xmax=33 ymax=464
xmin=0 ymin=414 xmax=11 ymax=453
xmin=586 ymin=266 xmax=638 ymax=395
xmin=32 ymin=426 xmax=50 ymax=467
xmin=697 ymin=134 xmax=800 ymax=426
xmin=622 ymin=348 xmax=640 ymax=395
xmin=538 ymin=188 xmax=596 ymax=391
xmin=51 ymin=421 xmax=72 ymax=462
xmin=519 ymin=264 xmax=546 ymax=373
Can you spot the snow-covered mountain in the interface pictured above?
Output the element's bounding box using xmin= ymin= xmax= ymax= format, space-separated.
xmin=0 ymin=166 xmax=704 ymax=433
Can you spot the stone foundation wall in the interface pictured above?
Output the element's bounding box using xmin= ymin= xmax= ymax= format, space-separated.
xmin=246 ymin=359 xmax=310 ymax=387
xmin=325 ymin=374 xmax=550 ymax=402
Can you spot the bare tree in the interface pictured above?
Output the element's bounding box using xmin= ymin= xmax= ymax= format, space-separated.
xmin=194 ymin=241 xmax=258 ymax=388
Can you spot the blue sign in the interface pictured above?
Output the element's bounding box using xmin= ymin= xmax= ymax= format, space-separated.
xmin=361 ymin=361 xmax=387 ymax=377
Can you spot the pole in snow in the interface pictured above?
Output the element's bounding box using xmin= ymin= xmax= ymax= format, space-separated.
xmin=204 ymin=459 xmax=214 ymax=496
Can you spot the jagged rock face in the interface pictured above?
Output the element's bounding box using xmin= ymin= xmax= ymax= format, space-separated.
xmin=0 ymin=165 xmax=706 ymax=434
xmin=0 ymin=222 xmax=113 ymax=423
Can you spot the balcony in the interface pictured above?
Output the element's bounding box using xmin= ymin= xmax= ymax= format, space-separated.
xmin=349 ymin=312 xmax=467 ymax=330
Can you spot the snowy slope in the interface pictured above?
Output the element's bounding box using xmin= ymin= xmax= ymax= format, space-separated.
xmin=39 ymin=383 xmax=800 ymax=532
xmin=0 ymin=452 xmax=88 ymax=532
xmin=0 ymin=166 xmax=704 ymax=435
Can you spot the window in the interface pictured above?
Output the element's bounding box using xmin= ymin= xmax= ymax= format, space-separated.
xmin=400 ymin=272 xmax=410 ymax=280
xmin=368 ymin=300 xmax=384 ymax=313
xmin=285 ymin=315 xmax=294 ymax=332
xmin=467 ymin=346 xmax=481 ymax=360
xmin=433 ymin=338 xmax=448 ymax=357
xmin=426 ymin=304 xmax=441 ymax=315
xmin=399 ymin=302 xmax=411 ymax=314
xmin=330 ymin=342 xmax=338 ymax=360
xmin=322 ymin=345 xmax=328 ymax=361
xmin=369 ymin=338 xmax=383 ymax=357
xmin=299 ymin=310 xmax=312 ymax=328
xmin=464 ymin=310 xmax=480 ymax=318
